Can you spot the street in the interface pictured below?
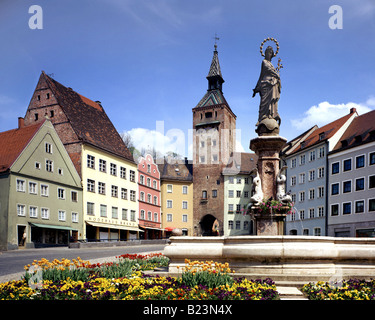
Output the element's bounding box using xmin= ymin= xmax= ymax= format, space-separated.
xmin=0 ymin=244 xmax=166 ymax=278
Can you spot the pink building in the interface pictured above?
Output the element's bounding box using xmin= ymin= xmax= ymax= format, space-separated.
xmin=138 ymin=154 xmax=162 ymax=239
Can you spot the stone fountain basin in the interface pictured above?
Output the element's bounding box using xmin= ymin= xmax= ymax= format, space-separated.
xmin=164 ymin=236 xmax=375 ymax=281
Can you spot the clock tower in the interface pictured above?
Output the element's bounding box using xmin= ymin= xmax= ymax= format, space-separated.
xmin=192 ymin=44 xmax=237 ymax=235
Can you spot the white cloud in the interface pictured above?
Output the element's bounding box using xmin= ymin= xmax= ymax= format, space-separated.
xmin=290 ymin=101 xmax=373 ymax=130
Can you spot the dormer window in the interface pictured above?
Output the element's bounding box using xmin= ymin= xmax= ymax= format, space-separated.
xmin=341 ymin=140 xmax=348 ymax=147
xmin=300 ymin=141 xmax=305 ymax=149
xmin=355 ymin=135 xmax=362 ymax=143
xmin=319 ymin=132 xmax=325 ymax=141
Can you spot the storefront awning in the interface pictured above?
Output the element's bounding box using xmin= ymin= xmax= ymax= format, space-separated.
xmin=164 ymin=227 xmax=175 ymax=232
xmin=30 ymin=223 xmax=77 ymax=231
xmin=139 ymin=225 xmax=165 ymax=231
xmin=86 ymin=221 xmax=144 ymax=232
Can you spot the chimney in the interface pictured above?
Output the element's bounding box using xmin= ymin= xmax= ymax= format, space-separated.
xmin=350 ymin=107 xmax=356 ymax=114
xmin=18 ymin=117 xmax=25 ymax=129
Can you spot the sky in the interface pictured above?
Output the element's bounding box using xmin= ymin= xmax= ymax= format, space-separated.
xmin=1 ymin=0 xmax=375 ymax=158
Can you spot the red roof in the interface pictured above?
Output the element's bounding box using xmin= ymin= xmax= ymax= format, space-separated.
xmin=0 ymin=121 xmax=44 ymax=173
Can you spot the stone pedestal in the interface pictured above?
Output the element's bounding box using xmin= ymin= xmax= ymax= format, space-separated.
xmin=250 ymin=135 xmax=287 ymax=235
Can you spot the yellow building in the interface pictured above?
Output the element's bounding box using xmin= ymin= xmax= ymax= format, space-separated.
xmin=82 ymin=144 xmax=140 ymax=241
xmin=158 ymin=159 xmax=193 ymax=236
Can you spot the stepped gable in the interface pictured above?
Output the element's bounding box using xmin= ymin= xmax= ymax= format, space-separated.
xmin=42 ymin=72 xmax=134 ymax=163
xmin=0 ymin=121 xmax=44 ymax=173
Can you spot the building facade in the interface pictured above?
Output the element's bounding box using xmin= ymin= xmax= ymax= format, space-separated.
xmin=138 ymin=154 xmax=162 ymax=239
xmin=327 ymin=110 xmax=375 ymax=237
xmin=0 ymin=120 xmax=82 ymax=250
xmin=283 ymin=109 xmax=357 ymax=236
xmin=223 ymin=153 xmax=257 ymax=236
xmin=22 ymin=72 xmax=138 ymax=241
xmin=192 ymin=45 xmax=237 ymax=236
xmin=158 ymin=158 xmax=193 ymax=236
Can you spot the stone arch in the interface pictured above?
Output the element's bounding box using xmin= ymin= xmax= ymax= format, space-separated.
xmin=199 ymin=214 xmax=218 ymax=236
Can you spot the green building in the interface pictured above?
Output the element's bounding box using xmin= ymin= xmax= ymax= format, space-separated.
xmin=0 ymin=119 xmax=83 ymax=250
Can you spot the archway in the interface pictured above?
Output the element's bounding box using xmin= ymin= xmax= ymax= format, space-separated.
xmin=199 ymin=214 xmax=218 ymax=236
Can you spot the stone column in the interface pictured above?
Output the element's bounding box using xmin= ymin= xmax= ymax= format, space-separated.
xmin=250 ymin=135 xmax=287 ymax=235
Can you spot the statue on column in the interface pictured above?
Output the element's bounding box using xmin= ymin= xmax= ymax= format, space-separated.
xmin=252 ymin=38 xmax=282 ymax=136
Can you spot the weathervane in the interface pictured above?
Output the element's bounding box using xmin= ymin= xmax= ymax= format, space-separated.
xmin=213 ymin=33 xmax=220 ymax=50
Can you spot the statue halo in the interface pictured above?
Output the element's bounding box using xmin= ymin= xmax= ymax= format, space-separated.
xmin=260 ymin=37 xmax=279 ymax=57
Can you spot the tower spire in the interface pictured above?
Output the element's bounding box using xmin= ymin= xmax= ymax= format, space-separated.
xmin=207 ymin=35 xmax=224 ymax=92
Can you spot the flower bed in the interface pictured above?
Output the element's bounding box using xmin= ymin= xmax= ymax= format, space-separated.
xmin=0 ymin=254 xmax=279 ymax=300
xmin=302 ymin=279 xmax=375 ymax=300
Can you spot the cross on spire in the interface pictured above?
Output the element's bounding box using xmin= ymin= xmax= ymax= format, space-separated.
xmin=213 ymin=33 xmax=220 ymax=51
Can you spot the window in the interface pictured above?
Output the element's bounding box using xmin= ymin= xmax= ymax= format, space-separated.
xmin=291 ymin=176 xmax=296 ymax=186
xmin=16 ymin=179 xmax=25 ymax=192
xmin=46 ymin=160 xmax=53 ymax=172
xmin=291 ymin=158 xmax=296 ymax=168
xmin=300 ymin=154 xmax=306 ymax=165
xmin=98 ymin=182 xmax=106 ymax=195
xmin=182 ymin=201 xmax=188 ymax=209
xmin=332 ymin=162 xmax=339 ymax=174
xmin=343 ymin=180 xmax=351 ymax=193
xmin=228 ymin=190 xmax=234 ymax=198
xmin=45 ymin=142 xmax=52 ymax=154
xmin=147 ymin=164 xmax=151 ymax=173
xmin=318 ymin=186 xmax=324 ymax=198
xmin=244 ymin=221 xmax=249 ymax=230
xmin=121 ymin=188 xmax=128 ymax=200
xmin=41 ymin=184 xmax=49 ymax=197
xmin=228 ymin=221 xmax=233 ymax=230
xmin=154 ymin=196 xmax=158 ymax=205
xmin=110 ymin=163 xmax=117 ymax=176
xmin=343 ymin=202 xmax=351 ymax=215
xmin=309 ymin=151 xmax=315 ymax=162
xmin=331 ymin=183 xmax=339 ymax=195
xmin=314 ymin=228 xmax=321 ymax=236
xmin=58 ymin=210 xmax=66 ymax=221
xmin=343 ymin=159 xmax=352 ymax=171
xmin=356 ymin=155 xmax=365 ymax=169
xmin=87 ymin=179 xmax=95 ymax=192
xmin=72 ymin=212 xmax=78 ymax=223
xmin=147 ymin=194 xmax=151 ymax=203
xmin=355 ymin=178 xmax=365 ymax=191
xmin=237 ymin=178 xmax=242 ymax=184
xmin=87 ymin=155 xmax=95 ymax=169
xmin=130 ymin=170 xmax=135 ymax=182
xmin=202 ymin=190 xmax=207 ymax=199
xmin=122 ymin=209 xmax=128 ymax=220
xmin=228 ymin=204 xmax=234 ymax=213
xmin=318 ymin=206 xmax=324 ymax=217
xmin=355 ymin=200 xmax=364 ymax=213
xmin=154 ymin=212 xmax=158 ymax=222
xmin=291 ymin=194 xmax=296 ymax=203
xmin=100 ymin=205 xmax=107 ymax=217
xmin=87 ymin=202 xmax=94 ymax=216
xmin=167 ymin=214 xmax=172 ymax=222
xmin=130 ymin=190 xmax=136 ymax=201
xmin=120 ymin=167 xmax=126 ymax=179
xmin=111 ymin=185 xmax=118 ymax=198
xmin=300 ymin=210 xmax=305 ymax=220
xmin=318 ymin=147 xmax=325 ymax=158
xmin=41 ymin=208 xmax=49 ymax=219
xmin=71 ymin=191 xmax=78 ymax=202
xmin=153 ymin=180 xmax=157 ymax=189
xmin=309 ymin=208 xmax=315 ymax=219
xmin=34 ymin=113 xmax=38 ymax=121
xmin=182 ymin=214 xmax=188 ymax=222
xmin=182 ymin=186 xmax=188 ymax=194
xmin=244 ymin=191 xmax=249 ymax=198
xmin=140 ymin=210 xmax=145 ymax=220
xmin=112 ymin=207 xmax=118 ymax=219
xmin=17 ymin=204 xmax=26 ymax=216
xmin=309 ymin=189 xmax=315 ymax=200
xmin=167 ymin=200 xmax=173 ymax=208
xmin=147 ymin=178 xmax=151 ymax=187
xmin=58 ymin=188 xmax=65 ymax=199
xmin=30 ymin=207 xmax=38 ymax=218
xmin=236 ymin=221 xmax=241 ymax=230
xmin=318 ymin=167 xmax=325 ymax=179
xmin=308 ymin=170 xmax=315 ymax=181
xmin=370 ymin=175 xmax=375 ymax=189
xmin=299 ymin=173 xmax=305 ymax=184
xmin=58 ymin=168 xmax=63 ymax=175
xmin=236 ymin=190 xmax=241 ymax=198
xmin=245 ymin=178 xmax=249 ymax=184
xmin=140 ymin=192 xmax=145 ymax=201
xmin=370 ymin=152 xmax=375 ymax=166
xmin=167 ymin=184 xmax=173 ymax=193
xmin=369 ymin=199 xmax=375 ymax=212
xmin=140 ymin=175 xmax=144 ymax=185
xmin=35 ymin=162 xmax=41 ymax=170
xmin=99 ymin=159 xmax=106 ymax=172
xmin=299 ymin=191 xmax=305 ymax=202
xmin=130 ymin=211 xmax=136 ymax=221
xmin=212 ymin=190 xmax=217 ymax=198
xmin=331 ymin=204 xmax=339 ymax=216
xmin=228 ymin=177 xmax=234 ymax=184
xmin=29 ymin=182 xmax=37 ymax=194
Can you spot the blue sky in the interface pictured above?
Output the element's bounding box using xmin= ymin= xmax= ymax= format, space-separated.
xmin=1 ymin=0 xmax=375 ymax=158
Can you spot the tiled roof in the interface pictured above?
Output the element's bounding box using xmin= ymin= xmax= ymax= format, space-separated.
xmin=158 ymin=160 xmax=193 ymax=182
xmin=332 ymin=109 xmax=375 ymax=152
xmin=223 ymin=152 xmax=258 ymax=175
xmin=0 ymin=121 xmax=43 ymax=173
xmin=41 ymin=72 xmax=134 ymax=163
xmin=289 ymin=110 xmax=356 ymax=154
xmin=207 ymin=49 xmax=223 ymax=79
